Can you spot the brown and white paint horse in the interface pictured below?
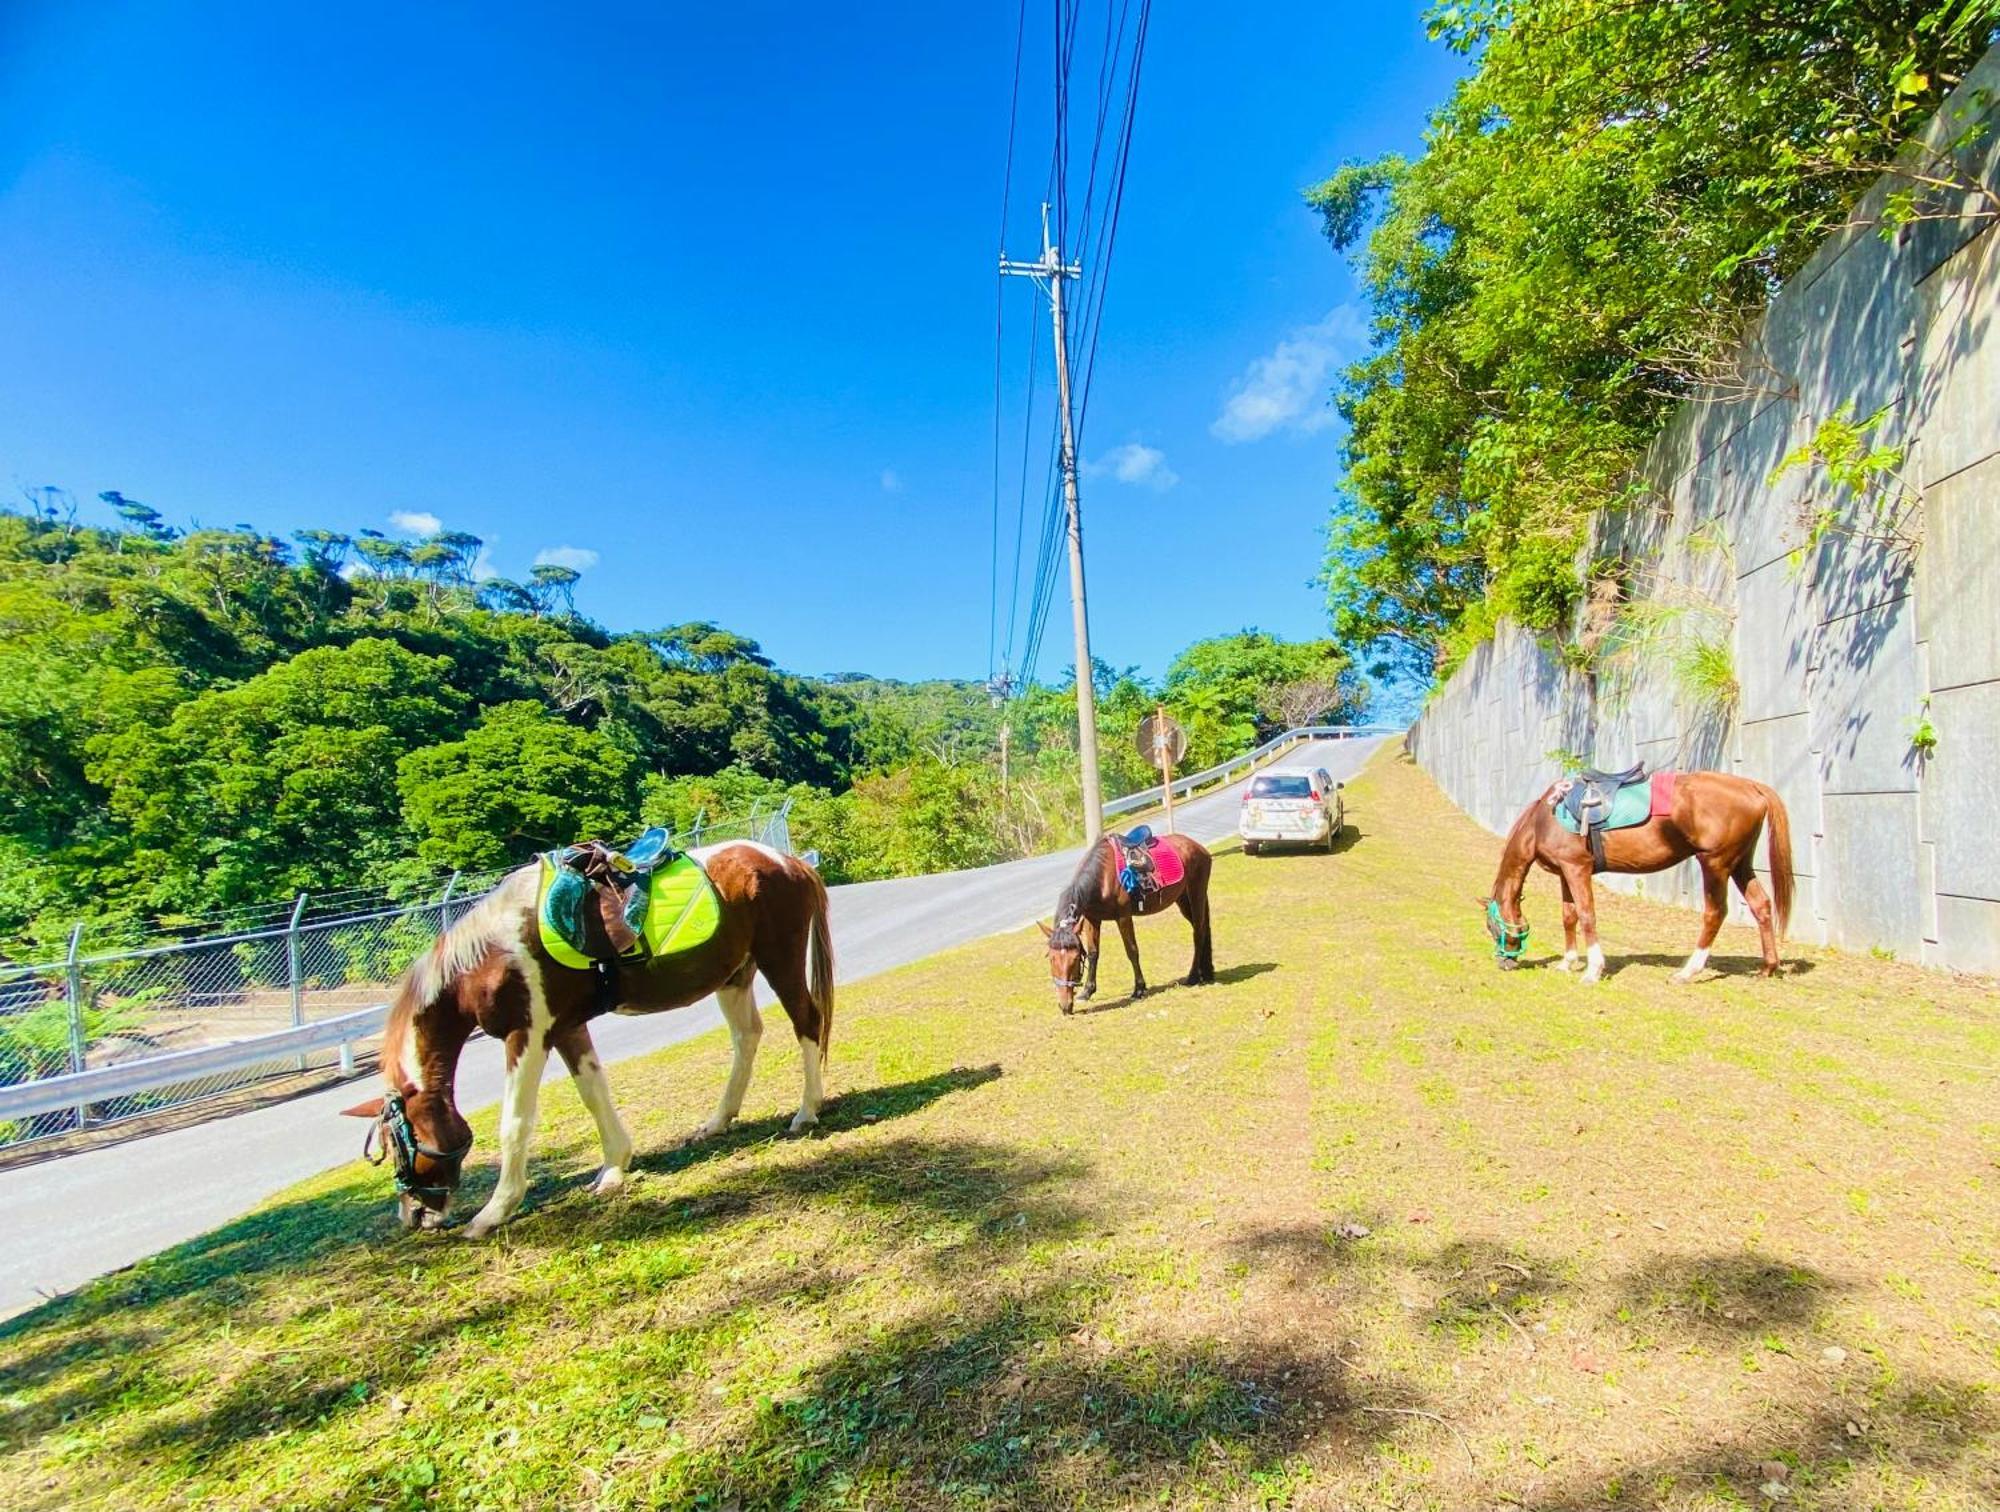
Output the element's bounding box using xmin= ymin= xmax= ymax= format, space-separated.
xmin=343 ymin=842 xmax=833 ymax=1237
xmin=1485 ymin=772 xmax=1793 ymax=983
xmin=1039 ymin=833 xmax=1215 ymax=1012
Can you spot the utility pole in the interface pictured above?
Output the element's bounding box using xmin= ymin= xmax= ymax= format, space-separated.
xmin=1002 ymin=202 xmax=1104 ymax=843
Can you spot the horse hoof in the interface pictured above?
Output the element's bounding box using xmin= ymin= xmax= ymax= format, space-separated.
xmin=787 ymin=1112 xmax=819 ymax=1136
xmin=589 ymin=1167 xmax=628 ymax=1197
xmin=1579 ymin=971 xmax=1603 ymax=986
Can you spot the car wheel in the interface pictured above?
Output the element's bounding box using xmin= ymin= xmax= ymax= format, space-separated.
xmin=1245 ymin=840 xmax=1262 ymax=856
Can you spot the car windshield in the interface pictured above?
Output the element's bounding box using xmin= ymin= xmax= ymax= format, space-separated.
xmin=1248 ymin=775 xmax=1313 ymax=799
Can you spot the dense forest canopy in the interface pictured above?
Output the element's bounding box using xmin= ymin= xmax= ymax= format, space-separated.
xmin=1313 ymin=0 xmax=2000 ymax=676
xmin=0 ymin=494 xmax=1369 ymax=952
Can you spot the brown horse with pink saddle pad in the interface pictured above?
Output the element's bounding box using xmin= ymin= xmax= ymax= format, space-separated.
xmin=1039 ymin=827 xmax=1215 ymax=1012
xmin=1483 ymin=766 xmax=1794 ymax=983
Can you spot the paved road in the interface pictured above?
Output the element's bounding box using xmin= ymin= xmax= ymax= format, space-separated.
xmin=0 ymin=736 xmax=1387 ymax=1318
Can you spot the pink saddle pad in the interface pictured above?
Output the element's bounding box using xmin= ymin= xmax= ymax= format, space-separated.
xmin=1147 ymin=839 xmax=1186 ymax=889
xmin=1649 ymin=769 xmax=1678 ymax=818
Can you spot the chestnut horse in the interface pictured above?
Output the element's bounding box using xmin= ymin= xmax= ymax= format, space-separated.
xmin=342 ymin=842 xmax=833 ymax=1236
xmin=1484 ymin=773 xmax=1793 ymax=983
xmin=1039 ymin=833 xmax=1215 ymax=1012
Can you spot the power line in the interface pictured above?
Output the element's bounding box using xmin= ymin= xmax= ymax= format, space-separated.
xmin=989 ymin=0 xmax=1031 ymax=684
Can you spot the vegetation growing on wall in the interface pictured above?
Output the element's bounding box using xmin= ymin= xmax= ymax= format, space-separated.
xmin=1310 ymin=0 xmax=1998 ymax=676
xmin=1772 ymin=404 xmax=1928 ymax=571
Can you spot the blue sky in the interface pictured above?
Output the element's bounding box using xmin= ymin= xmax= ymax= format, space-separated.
xmin=0 ymin=2 xmax=1462 ymax=683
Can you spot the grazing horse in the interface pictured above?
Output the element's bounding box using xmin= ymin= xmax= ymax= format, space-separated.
xmin=1039 ymin=833 xmax=1215 ymax=1013
xmin=1484 ymin=772 xmax=1793 ymax=983
xmin=342 ymin=842 xmax=833 ymax=1237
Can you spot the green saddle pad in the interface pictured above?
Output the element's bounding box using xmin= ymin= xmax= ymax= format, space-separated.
xmin=1552 ymin=779 xmax=1651 ymax=836
xmin=536 ymin=851 xmax=723 ymax=971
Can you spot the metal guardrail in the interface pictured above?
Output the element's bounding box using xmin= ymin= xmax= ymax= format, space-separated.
xmin=0 ymin=1003 xmax=390 ymax=1125
xmin=1102 ymin=724 xmax=1402 ymax=819
xmin=0 ymin=802 xmax=794 ymax=1151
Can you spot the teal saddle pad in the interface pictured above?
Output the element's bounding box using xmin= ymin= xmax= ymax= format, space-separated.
xmin=1552 ymin=779 xmax=1651 ymax=835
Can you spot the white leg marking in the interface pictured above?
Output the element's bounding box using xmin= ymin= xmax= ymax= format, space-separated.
xmin=464 ymin=955 xmax=554 ymax=1239
xmin=464 ymin=1038 xmax=547 ymax=1238
xmin=1580 ymin=943 xmax=1605 ymax=985
xmin=570 ymin=1049 xmax=635 ymax=1195
xmin=790 ymin=1034 xmax=824 ymax=1134
xmin=1558 ymin=950 xmax=1578 ymax=973
xmin=1672 ymin=946 xmax=1710 ymax=984
xmin=694 ymin=981 xmax=761 ymax=1140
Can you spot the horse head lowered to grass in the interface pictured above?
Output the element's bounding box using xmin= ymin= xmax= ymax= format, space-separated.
xmin=343 ymin=838 xmax=833 ymax=1237
xmin=1484 ymin=766 xmax=1793 ymax=983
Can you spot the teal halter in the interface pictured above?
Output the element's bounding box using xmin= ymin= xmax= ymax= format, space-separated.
xmin=363 ymin=1089 xmax=471 ymax=1202
xmin=1487 ymin=899 xmax=1530 ymax=961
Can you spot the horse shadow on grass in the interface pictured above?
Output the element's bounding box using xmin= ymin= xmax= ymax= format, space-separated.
xmin=620 ymin=1062 xmax=1006 ymax=1182
xmin=1608 ymin=951 xmax=1819 ymax=980
xmin=1071 ymin=963 xmax=1278 ymax=1016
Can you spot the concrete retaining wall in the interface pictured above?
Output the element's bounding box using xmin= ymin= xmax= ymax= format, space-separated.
xmin=1409 ymin=51 xmax=2000 ymax=974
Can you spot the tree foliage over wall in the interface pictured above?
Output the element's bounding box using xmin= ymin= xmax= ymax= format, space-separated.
xmin=0 ymin=496 xmax=1368 ymax=948
xmin=1312 ymin=0 xmax=1999 ymax=675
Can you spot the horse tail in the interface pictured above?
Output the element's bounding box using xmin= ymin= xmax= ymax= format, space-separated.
xmin=804 ymin=863 xmax=835 ymax=1061
xmin=1759 ymin=782 xmax=1794 ymax=939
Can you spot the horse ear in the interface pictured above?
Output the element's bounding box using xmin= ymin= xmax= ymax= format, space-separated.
xmin=1036 ymin=919 xmax=1053 ymax=939
xmin=340 ymin=1096 xmax=385 ymax=1119
xmin=1474 ymin=895 xmax=1491 ymax=907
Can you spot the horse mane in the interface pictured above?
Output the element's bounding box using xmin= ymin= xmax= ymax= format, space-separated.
xmin=1052 ymin=838 xmax=1114 ymax=945
xmin=382 ymin=865 xmax=538 ymax=1088
xmin=1490 ymin=798 xmax=1544 ymax=901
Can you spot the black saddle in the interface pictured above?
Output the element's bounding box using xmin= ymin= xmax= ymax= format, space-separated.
xmin=1558 ymin=762 xmax=1646 ymax=872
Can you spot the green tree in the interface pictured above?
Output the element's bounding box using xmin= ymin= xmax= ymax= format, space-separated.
xmin=1163 ymin=632 xmax=1366 ymax=766
xmin=530 ymin=563 xmax=581 ymax=616
xmin=398 ymin=701 xmax=640 ymax=873
xmin=1312 ymin=0 xmax=1998 ymax=672
xmin=88 ymin=638 xmax=468 ymax=911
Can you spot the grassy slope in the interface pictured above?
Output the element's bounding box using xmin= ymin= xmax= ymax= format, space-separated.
xmin=2 ymin=746 xmax=1997 ymax=1511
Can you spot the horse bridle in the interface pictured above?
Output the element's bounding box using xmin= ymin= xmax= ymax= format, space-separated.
xmin=1486 ymin=899 xmax=1531 ymax=961
xmin=363 ymin=1089 xmax=472 ymax=1201
xmin=1047 ymin=909 xmax=1086 ymax=995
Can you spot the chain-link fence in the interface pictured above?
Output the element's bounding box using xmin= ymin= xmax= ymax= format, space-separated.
xmin=0 ymin=802 xmax=792 ymax=1150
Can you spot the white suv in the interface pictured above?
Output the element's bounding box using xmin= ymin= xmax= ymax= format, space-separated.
xmin=1239 ymin=766 xmax=1345 ymax=854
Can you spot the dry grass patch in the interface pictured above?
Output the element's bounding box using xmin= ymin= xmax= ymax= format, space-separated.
xmin=2 ymin=746 xmax=1997 ymax=1509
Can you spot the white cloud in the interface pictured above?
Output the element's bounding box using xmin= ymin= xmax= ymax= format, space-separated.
xmin=388 ymin=509 xmax=442 ymax=536
xmin=1211 ymin=306 xmax=1366 ymax=443
xmin=1086 ymin=442 xmax=1179 ymax=491
xmin=469 ymin=543 xmax=499 ymax=582
xmin=880 ymin=468 xmax=903 ymax=493
xmin=533 ymin=545 xmax=600 ymax=573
